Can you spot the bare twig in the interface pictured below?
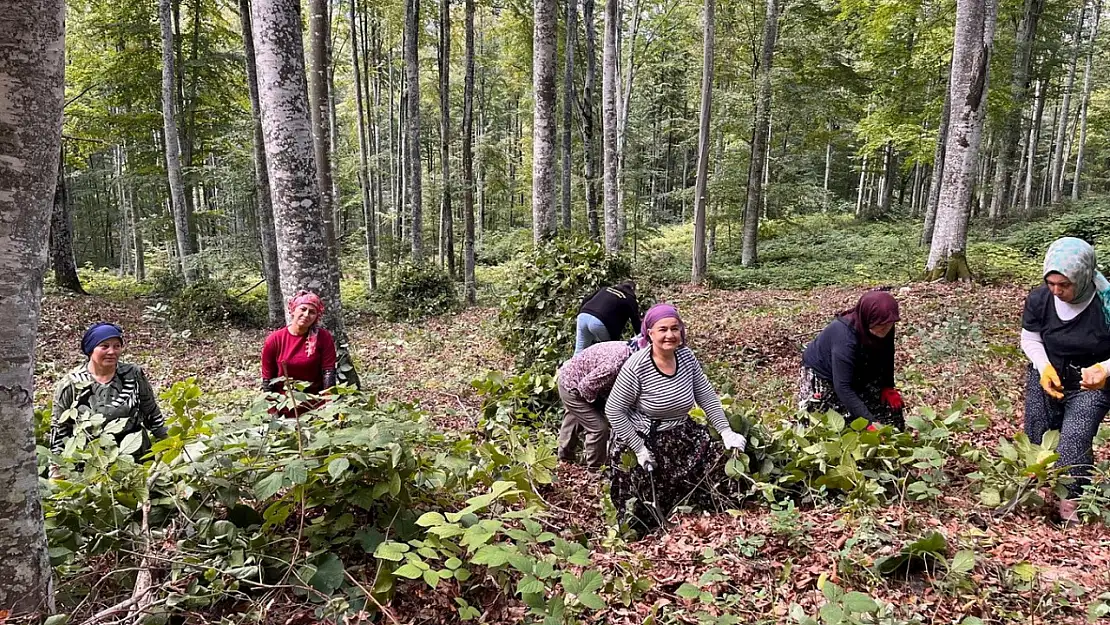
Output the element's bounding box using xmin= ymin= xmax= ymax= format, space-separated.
xmin=344 ymin=571 xmax=401 ymax=625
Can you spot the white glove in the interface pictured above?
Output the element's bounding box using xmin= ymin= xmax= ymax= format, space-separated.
xmin=720 ymin=429 xmax=747 ymax=452
xmin=635 ymin=447 xmax=656 ymax=472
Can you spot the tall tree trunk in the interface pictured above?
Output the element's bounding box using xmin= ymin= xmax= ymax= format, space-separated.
xmin=876 ymin=141 xmax=897 ymax=218
xmin=438 ymin=0 xmax=455 ymax=274
xmin=405 ymin=0 xmax=424 ymax=261
xmin=307 ymin=0 xmax=343 ymax=320
xmin=463 ymin=0 xmax=477 ymax=303
xmin=561 ymin=0 xmax=576 ymax=232
xmin=691 ymin=0 xmax=713 ymax=283
xmin=602 ymin=0 xmax=620 ymax=252
xmin=0 ymin=0 xmax=63 ymax=614
xmin=1022 ymin=76 xmax=1045 ymax=213
xmin=614 ymin=0 xmax=643 ymax=240
xmin=988 ymin=0 xmax=1043 ymax=220
xmin=925 ymin=0 xmax=998 ymax=280
xmin=823 ymin=140 xmax=832 ymax=210
xmin=1071 ymin=0 xmax=1101 ymax=200
xmin=921 ymin=84 xmax=951 ymax=246
xmin=239 ymin=0 xmax=284 ymax=327
xmin=741 ymin=0 xmax=777 ymax=267
xmin=115 ymin=143 xmax=133 ymax=277
xmin=50 ymin=149 xmax=85 ymax=294
xmin=581 ymin=0 xmax=601 ymax=240
xmin=533 ymin=0 xmax=557 ymax=244
xmin=160 ymin=0 xmax=197 ymax=283
xmin=350 ymin=0 xmax=378 ymax=290
xmin=1050 ymin=7 xmax=1083 ymax=204
xmin=251 ymin=0 xmax=347 ymax=339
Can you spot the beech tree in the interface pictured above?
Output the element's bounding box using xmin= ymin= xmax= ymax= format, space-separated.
xmin=159 ymin=0 xmax=197 ymax=283
xmin=533 ymin=0 xmax=557 ymax=243
xmin=691 ymin=0 xmax=714 ymax=283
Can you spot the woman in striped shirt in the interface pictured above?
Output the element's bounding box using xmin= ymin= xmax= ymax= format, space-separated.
xmin=605 ymin=304 xmax=747 ymax=532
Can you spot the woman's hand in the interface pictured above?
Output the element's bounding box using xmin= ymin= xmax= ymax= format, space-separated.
xmin=1081 ymin=363 xmax=1108 ymax=390
xmin=719 ymin=429 xmax=747 ymax=452
xmin=1040 ymin=365 xmax=1064 ymax=399
xmin=635 ymin=447 xmax=655 ymax=472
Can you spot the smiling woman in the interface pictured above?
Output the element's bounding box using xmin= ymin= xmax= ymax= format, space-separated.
xmin=260 ymin=290 xmax=337 ymax=401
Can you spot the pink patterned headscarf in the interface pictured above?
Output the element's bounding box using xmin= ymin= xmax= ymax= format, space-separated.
xmin=288 ymin=291 xmax=325 ymax=316
xmin=638 ymin=303 xmax=686 ymax=348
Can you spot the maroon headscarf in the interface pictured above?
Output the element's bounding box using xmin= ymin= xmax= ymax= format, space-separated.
xmin=839 ymin=291 xmax=900 ymax=347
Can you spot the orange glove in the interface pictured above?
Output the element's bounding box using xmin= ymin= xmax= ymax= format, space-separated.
xmin=1081 ymin=363 xmax=1108 ymax=391
xmin=1040 ymin=365 xmax=1064 ymax=400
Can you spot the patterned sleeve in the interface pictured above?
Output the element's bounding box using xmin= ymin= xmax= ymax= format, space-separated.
xmin=604 ymin=355 xmax=646 ymax=453
xmin=50 ymin=376 xmax=76 ymax=455
xmin=688 ymin=351 xmax=730 ymax=433
xmin=135 ymin=366 xmax=167 ymax=439
xmin=576 ymin=344 xmax=630 ymax=403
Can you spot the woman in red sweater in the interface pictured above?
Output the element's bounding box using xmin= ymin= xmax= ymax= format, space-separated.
xmin=261 ymin=291 xmax=337 ymax=403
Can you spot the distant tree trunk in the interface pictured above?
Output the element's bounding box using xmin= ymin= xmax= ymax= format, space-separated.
xmin=988 ymin=0 xmax=1043 ymax=220
xmin=1022 ymin=76 xmax=1045 ymax=213
xmin=876 ymin=142 xmax=897 ymax=218
xmin=1050 ymin=7 xmax=1083 ymax=204
xmin=921 ymin=84 xmax=951 ymax=246
xmin=533 ymin=0 xmax=557 ymax=244
xmin=50 ymin=150 xmax=85 ymax=294
xmin=602 ymin=0 xmax=620 ymax=252
xmin=1071 ymin=0 xmax=1101 ymax=200
xmin=160 ymin=0 xmax=197 ymax=284
xmin=561 ymin=0 xmax=576 ymax=232
xmin=581 ymin=0 xmax=601 ymax=240
xmin=438 ymin=0 xmax=455 ymax=274
xmin=823 ymin=140 xmax=832 ymax=210
xmin=350 ymin=0 xmax=377 ymax=290
xmin=691 ymin=0 xmax=713 ymax=283
xmin=741 ymin=0 xmax=777 ymax=267
xmin=463 ymin=0 xmax=477 ymax=303
xmin=239 ymin=0 xmax=284 ymax=327
xmin=405 ymin=0 xmax=424 ymax=261
xmin=614 ymin=0 xmax=643 ymax=240
xmin=925 ymin=0 xmax=998 ymax=281
xmin=0 ymin=0 xmax=63 ymax=614
xmin=251 ymin=0 xmax=347 ymax=339
xmin=307 ymin=0 xmax=343 ymax=317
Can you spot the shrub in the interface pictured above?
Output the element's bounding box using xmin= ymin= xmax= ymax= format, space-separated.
xmin=169 ymin=279 xmax=267 ymax=329
xmin=497 ymin=237 xmax=633 ymax=369
xmin=378 ymin=262 xmax=459 ymax=321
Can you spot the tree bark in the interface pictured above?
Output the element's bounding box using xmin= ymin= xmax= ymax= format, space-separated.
xmin=251 ymin=0 xmax=347 ymax=337
xmin=350 ymin=0 xmax=378 ymax=290
xmin=925 ymin=0 xmax=998 ymax=280
xmin=921 ymin=83 xmax=951 ymax=246
xmin=581 ymin=0 xmax=601 ymax=240
xmin=405 ymin=0 xmax=424 ymax=261
xmin=988 ymin=0 xmax=1043 ymax=220
xmin=691 ymin=0 xmax=713 ymax=283
xmin=438 ymin=0 xmax=455 ymax=274
xmin=533 ymin=0 xmax=557 ymax=244
xmin=160 ymin=0 xmax=197 ymax=283
xmin=239 ymin=0 xmax=284 ymax=327
xmin=602 ymin=0 xmax=620 ymax=252
xmin=1050 ymin=7 xmax=1083 ymax=204
xmin=561 ymin=0 xmax=577 ymax=232
xmin=1071 ymin=0 xmax=1101 ymax=200
xmin=741 ymin=0 xmax=777 ymax=267
xmin=50 ymin=149 xmax=85 ymax=294
xmin=463 ymin=0 xmax=477 ymax=303
xmin=0 ymin=0 xmax=63 ymax=614
xmin=1022 ymin=76 xmax=1045 ymax=213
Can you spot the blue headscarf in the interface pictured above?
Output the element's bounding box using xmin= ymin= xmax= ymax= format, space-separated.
xmin=81 ymin=322 xmax=123 ymax=356
xmin=1043 ymin=237 xmax=1110 ymax=325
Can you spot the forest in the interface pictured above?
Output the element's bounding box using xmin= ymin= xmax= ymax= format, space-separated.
xmin=1 ymin=0 xmax=1110 ymax=621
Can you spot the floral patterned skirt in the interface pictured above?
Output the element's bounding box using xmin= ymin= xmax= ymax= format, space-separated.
xmin=607 ymin=417 xmax=741 ymax=534
xmin=796 ymin=366 xmax=904 ymax=428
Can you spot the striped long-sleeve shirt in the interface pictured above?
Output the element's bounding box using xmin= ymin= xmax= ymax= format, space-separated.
xmin=604 ymin=346 xmax=729 ymax=453
xmin=50 ymin=362 xmax=167 ymax=457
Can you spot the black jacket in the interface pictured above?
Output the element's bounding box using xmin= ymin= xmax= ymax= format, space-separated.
xmin=802 ymin=317 xmax=895 ymax=420
xmin=579 ymin=285 xmax=641 ymax=339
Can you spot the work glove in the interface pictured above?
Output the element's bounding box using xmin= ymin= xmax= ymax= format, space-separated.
xmin=1081 ymin=363 xmax=1108 ymax=391
xmin=719 ymin=428 xmax=747 ymax=452
xmin=635 ymin=447 xmax=656 ymax=472
xmin=1040 ymin=364 xmax=1064 ymax=399
xmin=879 ymin=388 xmax=903 ymax=410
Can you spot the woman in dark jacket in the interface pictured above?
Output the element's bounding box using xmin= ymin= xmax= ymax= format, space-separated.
xmin=798 ymin=290 xmax=904 ymax=429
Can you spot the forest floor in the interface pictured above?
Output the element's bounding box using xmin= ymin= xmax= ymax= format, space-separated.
xmin=34 ymin=279 xmax=1110 ymax=624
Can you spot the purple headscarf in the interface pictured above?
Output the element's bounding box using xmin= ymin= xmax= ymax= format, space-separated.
xmin=638 ymin=303 xmax=686 ymax=348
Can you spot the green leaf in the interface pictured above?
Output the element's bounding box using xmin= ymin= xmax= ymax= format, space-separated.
xmin=517 ymin=574 xmax=545 ymax=595
xmin=43 ymin=616 xmax=69 ymax=625
xmin=284 ymin=460 xmax=308 ymax=485
xmin=676 ymin=583 xmax=702 ymax=600
xmin=309 ymin=553 xmax=345 ymax=595
xmin=1013 ymin=562 xmax=1038 ymax=582
xmin=118 ymin=431 xmax=143 ymax=455
xmin=979 ymin=488 xmax=1002 ymax=508
xmin=578 ymin=569 xmax=604 ymax=594
xmin=470 ymin=545 xmax=512 ymax=567
xmin=578 ymin=591 xmax=606 ymax=610
xmin=393 ymin=563 xmax=423 ymax=579
xmin=949 ymin=550 xmax=976 ymax=575
xmin=374 ymin=541 xmax=410 ymax=562
xmin=327 ymin=457 xmax=350 ymax=481
xmin=819 ymin=603 xmax=845 ymax=624
xmin=423 ymin=569 xmax=441 ymax=588
xmin=254 ymin=472 xmax=285 ymax=500
xmin=841 ymin=591 xmax=878 ymax=613
xmin=416 ymin=511 xmax=447 ymax=527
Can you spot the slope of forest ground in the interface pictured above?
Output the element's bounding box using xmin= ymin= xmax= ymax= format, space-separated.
xmin=33 ymin=206 xmax=1110 ymax=625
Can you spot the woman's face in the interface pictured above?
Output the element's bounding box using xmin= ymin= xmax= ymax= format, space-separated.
xmin=290 ymin=304 xmax=320 ymax=334
xmin=869 ymin=322 xmax=894 ymax=338
xmin=90 ymin=337 xmax=123 ymax=371
xmin=1045 ymin=272 xmax=1077 ymax=303
xmin=648 ymin=317 xmax=683 ymax=352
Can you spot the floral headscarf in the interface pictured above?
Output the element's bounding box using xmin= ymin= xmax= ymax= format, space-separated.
xmin=1043 ymin=237 xmax=1110 ymax=324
